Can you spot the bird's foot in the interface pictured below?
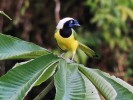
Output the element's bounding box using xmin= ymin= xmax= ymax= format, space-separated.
xmin=57 ymin=53 xmax=65 ymax=59
xmin=66 ymin=58 xmax=74 ymax=63
xmin=57 ymin=53 xmax=74 ymax=63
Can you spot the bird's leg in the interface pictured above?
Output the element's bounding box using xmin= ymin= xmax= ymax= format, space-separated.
xmin=58 ymin=52 xmax=75 ymax=63
xmin=58 ymin=52 xmax=65 ymax=59
xmin=71 ymin=52 xmax=75 ymax=61
xmin=59 ymin=53 xmax=71 ymax=63
xmin=68 ymin=52 xmax=75 ymax=63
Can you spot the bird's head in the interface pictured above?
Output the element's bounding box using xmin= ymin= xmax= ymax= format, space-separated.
xmin=56 ymin=17 xmax=80 ymax=29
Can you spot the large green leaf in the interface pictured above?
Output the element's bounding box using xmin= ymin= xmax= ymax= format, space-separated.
xmin=54 ymin=60 xmax=100 ymax=100
xmin=0 ymin=53 xmax=59 ymax=100
xmin=79 ymin=65 xmax=117 ymax=100
xmin=79 ymin=72 xmax=100 ymax=100
xmin=35 ymin=63 xmax=57 ymax=86
xmin=54 ymin=60 xmax=85 ymax=100
xmin=95 ymin=69 xmax=133 ymax=100
xmin=0 ymin=33 xmax=50 ymax=60
xmin=12 ymin=59 xmax=58 ymax=86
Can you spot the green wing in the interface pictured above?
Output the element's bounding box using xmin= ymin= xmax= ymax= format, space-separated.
xmin=72 ymin=29 xmax=78 ymax=39
xmin=72 ymin=28 xmax=95 ymax=57
xmin=78 ymin=42 xmax=95 ymax=58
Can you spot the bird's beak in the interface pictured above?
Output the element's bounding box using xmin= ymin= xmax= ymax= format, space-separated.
xmin=74 ymin=24 xmax=80 ymax=27
xmin=73 ymin=20 xmax=80 ymax=27
xmin=68 ymin=20 xmax=80 ymax=28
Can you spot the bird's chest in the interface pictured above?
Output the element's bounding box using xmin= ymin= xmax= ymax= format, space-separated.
xmin=54 ymin=30 xmax=77 ymax=50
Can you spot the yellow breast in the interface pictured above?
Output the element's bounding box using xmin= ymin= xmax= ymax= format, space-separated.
xmin=54 ymin=30 xmax=78 ymax=53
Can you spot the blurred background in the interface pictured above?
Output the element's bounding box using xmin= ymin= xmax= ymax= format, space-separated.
xmin=0 ymin=0 xmax=133 ymax=99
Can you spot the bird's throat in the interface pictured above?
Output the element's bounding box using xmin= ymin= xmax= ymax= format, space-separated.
xmin=60 ymin=28 xmax=72 ymax=38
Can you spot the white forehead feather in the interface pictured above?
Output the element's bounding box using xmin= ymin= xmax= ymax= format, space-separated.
xmin=56 ymin=17 xmax=74 ymax=29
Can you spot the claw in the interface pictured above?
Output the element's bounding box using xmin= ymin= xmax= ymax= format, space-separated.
xmin=66 ymin=58 xmax=74 ymax=63
xmin=57 ymin=52 xmax=75 ymax=63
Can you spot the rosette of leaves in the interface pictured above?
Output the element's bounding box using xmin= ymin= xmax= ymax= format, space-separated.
xmin=0 ymin=34 xmax=132 ymax=100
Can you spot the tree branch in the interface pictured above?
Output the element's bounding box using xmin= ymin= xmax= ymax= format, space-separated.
xmin=55 ymin=0 xmax=61 ymax=23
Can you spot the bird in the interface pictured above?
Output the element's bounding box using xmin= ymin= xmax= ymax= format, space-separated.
xmin=54 ymin=17 xmax=95 ymax=61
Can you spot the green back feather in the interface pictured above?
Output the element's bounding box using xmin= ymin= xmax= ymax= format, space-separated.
xmin=72 ymin=29 xmax=95 ymax=57
xmin=78 ymin=42 xmax=95 ymax=58
xmin=72 ymin=29 xmax=78 ymax=39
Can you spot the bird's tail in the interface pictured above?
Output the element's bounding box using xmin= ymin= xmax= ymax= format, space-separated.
xmin=78 ymin=42 xmax=95 ymax=58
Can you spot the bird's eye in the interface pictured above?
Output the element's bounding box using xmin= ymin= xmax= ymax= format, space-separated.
xmin=70 ymin=20 xmax=73 ymax=23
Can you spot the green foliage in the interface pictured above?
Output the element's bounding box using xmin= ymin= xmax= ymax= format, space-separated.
xmin=0 ymin=53 xmax=59 ymax=100
xmin=54 ymin=60 xmax=101 ymax=100
xmin=0 ymin=33 xmax=50 ymax=60
xmin=86 ymin=0 xmax=133 ymax=50
xmin=85 ymin=0 xmax=133 ymax=79
xmin=96 ymin=70 xmax=133 ymax=99
xmin=0 ymin=34 xmax=133 ymax=100
xmin=79 ymin=65 xmax=117 ymax=99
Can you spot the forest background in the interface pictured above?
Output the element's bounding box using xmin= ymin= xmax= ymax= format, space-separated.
xmin=0 ymin=0 xmax=133 ymax=99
